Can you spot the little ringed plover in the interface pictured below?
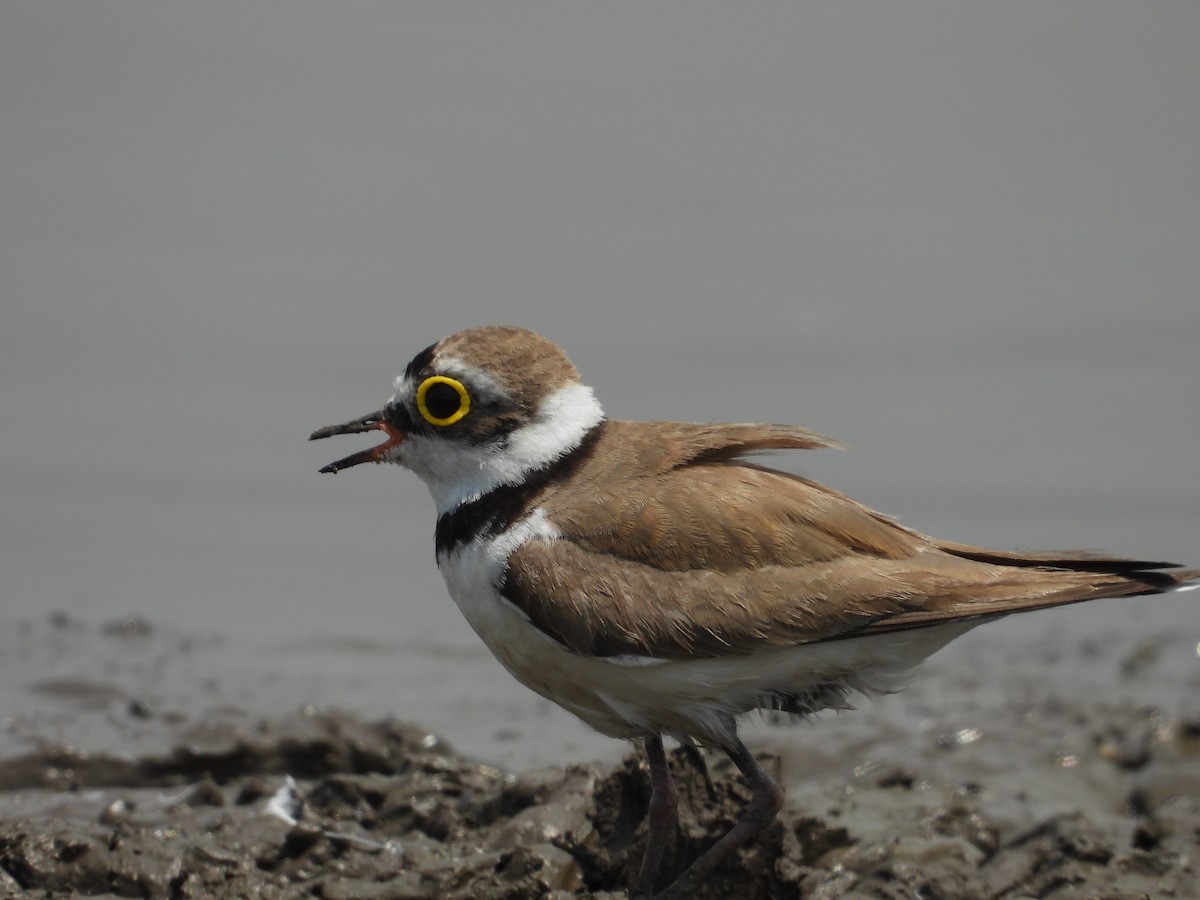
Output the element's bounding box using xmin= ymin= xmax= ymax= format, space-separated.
xmin=311 ymin=325 xmax=1198 ymax=900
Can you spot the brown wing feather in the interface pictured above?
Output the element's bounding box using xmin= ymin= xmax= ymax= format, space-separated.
xmin=501 ymin=420 xmax=1198 ymax=659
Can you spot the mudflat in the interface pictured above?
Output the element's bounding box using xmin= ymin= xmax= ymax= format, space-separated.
xmin=1 ymin=612 xmax=1197 ymax=898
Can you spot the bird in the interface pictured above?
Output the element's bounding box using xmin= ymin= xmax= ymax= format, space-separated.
xmin=310 ymin=325 xmax=1198 ymax=900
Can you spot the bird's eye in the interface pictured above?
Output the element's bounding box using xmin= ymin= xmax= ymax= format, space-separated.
xmin=416 ymin=376 xmax=470 ymax=426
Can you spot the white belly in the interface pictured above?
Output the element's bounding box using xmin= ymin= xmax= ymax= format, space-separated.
xmin=437 ymin=513 xmax=975 ymax=748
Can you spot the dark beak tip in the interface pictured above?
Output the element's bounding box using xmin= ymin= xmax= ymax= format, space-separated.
xmin=310 ymin=410 xmax=398 ymax=474
xmin=309 ymin=424 xmax=345 ymax=441
xmin=309 ymin=409 xmax=387 ymax=442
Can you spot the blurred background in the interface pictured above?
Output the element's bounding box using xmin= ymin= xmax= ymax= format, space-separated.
xmin=2 ymin=2 xmax=1197 ymax=771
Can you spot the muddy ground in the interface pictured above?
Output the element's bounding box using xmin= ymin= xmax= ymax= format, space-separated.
xmin=1 ymin=614 xmax=1198 ymax=899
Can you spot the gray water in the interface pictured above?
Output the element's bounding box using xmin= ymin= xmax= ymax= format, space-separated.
xmin=2 ymin=2 xmax=1197 ymax=771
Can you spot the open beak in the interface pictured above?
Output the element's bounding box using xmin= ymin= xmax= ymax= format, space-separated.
xmin=309 ymin=409 xmax=406 ymax=473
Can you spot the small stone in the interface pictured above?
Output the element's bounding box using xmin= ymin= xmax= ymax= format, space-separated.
xmin=98 ymin=798 xmax=136 ymax=825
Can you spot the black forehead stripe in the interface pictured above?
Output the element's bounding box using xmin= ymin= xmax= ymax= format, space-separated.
xmin=435 ymin=421 xmax=605 ymax=557
xmin=404 ymin=343 xmax=437 ymax=378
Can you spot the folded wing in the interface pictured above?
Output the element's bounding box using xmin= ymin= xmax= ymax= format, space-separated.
xmin=500 ymin=420 xmax=1197 ymax=659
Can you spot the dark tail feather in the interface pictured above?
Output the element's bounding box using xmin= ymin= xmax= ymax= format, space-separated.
xmin=844 ymin=552 xmax=1198 ymax=640
xmin=936 ymin=540 xmax=1195 ymax=584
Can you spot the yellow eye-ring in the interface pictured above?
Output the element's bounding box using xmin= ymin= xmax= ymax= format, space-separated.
xmin=416 ymin=375 xmax=470 ymax=426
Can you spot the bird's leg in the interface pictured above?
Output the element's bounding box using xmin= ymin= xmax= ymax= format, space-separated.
xmin=650 ymin=738 xmax=784 ymax=900
xmin=678 ymin=742 xmax=717 ymax=805
xmin=632 ymin=734 xmax=678 ymax=900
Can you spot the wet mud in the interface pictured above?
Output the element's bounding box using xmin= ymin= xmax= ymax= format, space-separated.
xmin=3 ymin=612 xmax=1199 ymax=897
xmin=2 ymin=704 xmax=1198 ymax=898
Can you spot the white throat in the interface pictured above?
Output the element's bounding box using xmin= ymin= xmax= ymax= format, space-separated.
xmin=401 ymin=381 xmax=604 ymax=516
